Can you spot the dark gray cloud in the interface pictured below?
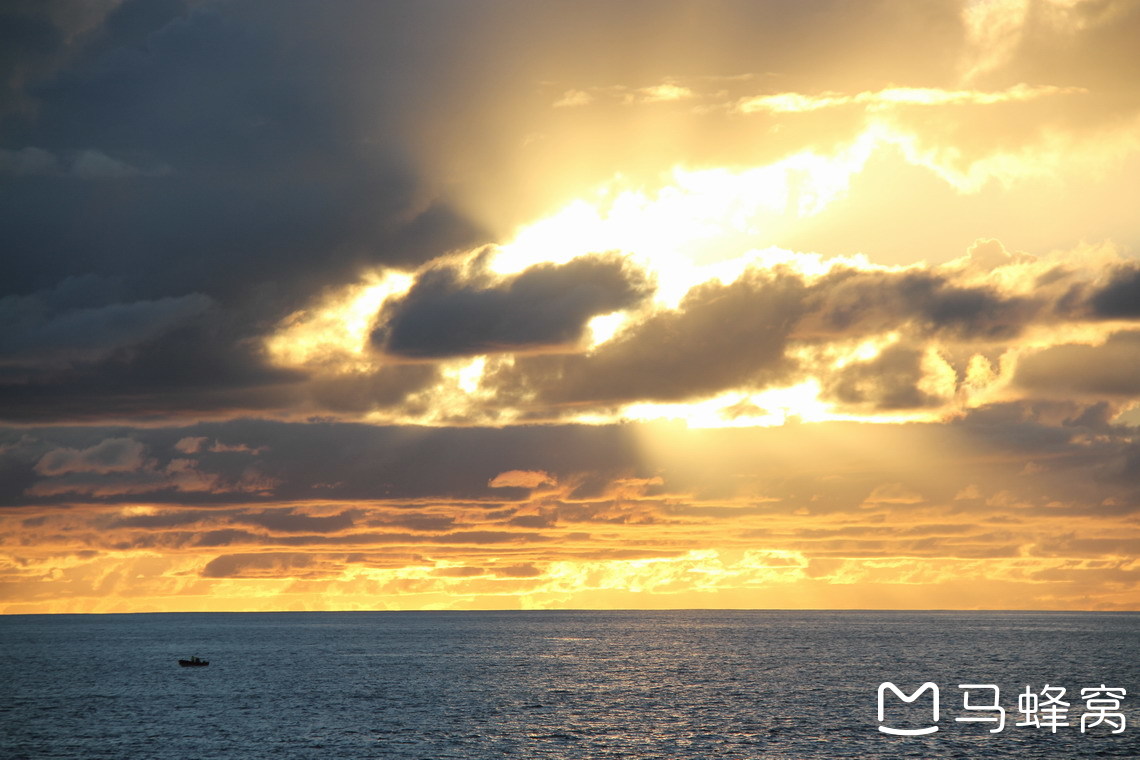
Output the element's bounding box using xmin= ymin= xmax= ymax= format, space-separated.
xmin=822 ymin=343 xmax=943 ymax=410
xmin=0 ymin=420 xmax=647 ymax=506
xmin=0 ymin=308 xmax=305 ymax=422
xmin=187 ymin=529 xmax=553 ymax=550
xmin=185 ymin=526 xmax=561 ymax=577
xmin=490 ymin=268 xmax=807 ymax=407
xmin=0 ymin=146 xmax=169 ymax=178
xmin=0 ymin=275 xmax=210 ymax=364
xmin=801 ymin=268 xmax=1043 ymax=341
xmin=373 ymin=254 xmax=652 ymax=358
xmin=1089 ymin=265 xmax=1140 ymax=319
xmin=200 ymin=552 xmax=321 ymax=579
xmin=366 ymin=513 xmax=460 ymax=533
xmin=480 ymin=263 xmax=1063 ymax=411
xmin=306 ymin=365 xmax=441 ymax=415
xmin=193 ymin=528 xmax=260 ymax=548
xmin=1014 ymin=330 xmax=1140 ymax=397
xmin=236 ymin=508 xmax=358 ymax=535
xmin=0 ymin=1 xmax=124 ymax=119
xmin=105 ymin=506 xmax=458 ymax=536
xmin=109 ymin=508 xmax=215 ymax=529
xmin=2 ymin=1 xmax=488 ymax=299
xmin=0 ymin=0 xmax=490 ymax=420
xmin=507 ymin=513 xmax=557 ymax=529
xmin=945 ymin=401 xmax=1140 ymax=510
xmin=492 ymin=563 xmax=541 ymax=578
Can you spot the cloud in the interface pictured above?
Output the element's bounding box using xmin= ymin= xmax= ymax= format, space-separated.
xmin=373 ymin=253 xmax=652 ymax=359
xmin=736 ymin=84 xmax=1085 ymax=114
xmin=109 ymin=508 xmax=215 ymax=530
xmin=861 ymin=482 xmax=926 ymax=507
xmin=821 ymin=343 xmax=947 ymax=410
xmin=25 ymin=456 xmax=225 ymax=497
xmin=1088 ymin=265 xmax=1140 ymax=319
xmin=370 ymin=513 xmax=459 ymax=532
xmin=1013 ymin=330 xmax=1140 ymax=397
xmin=198 ymin=553 xmax=546 ymax=582
xmin=0 ymin=146 xmax=169 ymax=178
xmin=174 ymin=436 xmax=206 ymax=454
xmin=0 ymin=315 xmax=304 ymax=423
xmin=553 ymin=89 xmax=592 ymax=108
xmin=201 ymin=552 xmax=326 ymax=579
xmin=475 ymin=250 xmax=1096 ymax=415
xmin=34 ymin=437 xmax=148 ymax=476
xmin=490 ymin=268 xmax=806 ymax=407
xmin=800 ymin=266 xmax=1044 ymax=341
xmin=635 ymin=82 xmax=694 ymax=103
xmin=431 ymin=565 xmax=485 ymax=577
xmin=975 ymin=0 xmax=1140 ymax=91
xmin=3 ymin=420 xmax=646 ymax=506
xmin=71 ymin=148 xmax=168 ymax=178
xmin=101 ymin=505 xmax=453 ymax=537
xmin=0 ymin=277 xmax=212 ymax=365
xmin=236 ymin=508 xmax=358 ymax=535
xmin=305 ymin=365 xmax=441 ymax=415
xmin=492 ymin=563 xmax=541 ymax=578
xmin=550 ymin=80 xmax=698 ymax=109
xmin=2 ymin=1 xmax=487 ymax=300
xmin=0 ymin=1 xmax=491 ymax=421
xmin=21 ymin=430 xmax=288 ymax=498
xmin=507 ymin=513 xmax=556 ymax=529
xmin=489 ymin=470 xmax=556 ymax=489
xmin=7 ymin=406 xmax=1140 ymax=612
xmin=0 ymin=147 xmax=60 ymax=174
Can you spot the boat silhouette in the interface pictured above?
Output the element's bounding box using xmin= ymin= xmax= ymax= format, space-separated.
xmin=178 ymin=656 xmax=209 ymax=667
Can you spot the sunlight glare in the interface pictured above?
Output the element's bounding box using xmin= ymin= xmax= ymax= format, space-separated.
xmin=585 ymin=312 xmax=630 ymax=348
xmin=266 ymin=270 xmax=414 ymax=372
xmin=489 ymin=131 xmax=884 ymax=309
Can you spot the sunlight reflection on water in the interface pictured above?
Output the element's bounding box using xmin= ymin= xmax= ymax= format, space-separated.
xmin=2 ymin=611 xmax=1138 ymax=759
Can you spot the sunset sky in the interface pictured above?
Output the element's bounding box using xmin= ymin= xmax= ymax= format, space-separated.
xmin=2 ymin=0 xmax=1139 ymax=613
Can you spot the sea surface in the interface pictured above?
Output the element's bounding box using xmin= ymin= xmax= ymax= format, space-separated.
xmin=2 ymin=610 xmax=1138 ymax=759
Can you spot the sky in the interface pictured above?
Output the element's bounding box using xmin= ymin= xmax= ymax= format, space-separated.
xmin=2 ymin=0 xmax=1139 ymax=613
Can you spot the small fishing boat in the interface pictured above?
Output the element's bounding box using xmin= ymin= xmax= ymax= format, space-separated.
xmin=178 ymin=656 xmax=209 ymax=667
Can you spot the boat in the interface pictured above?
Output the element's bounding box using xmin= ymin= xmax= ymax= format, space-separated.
xmin=178 ymin=656 xmax=209 ymax=667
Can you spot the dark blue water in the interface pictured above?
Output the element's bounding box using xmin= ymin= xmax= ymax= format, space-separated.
xmin=2 ymin=611 xmax=1138 ymax=758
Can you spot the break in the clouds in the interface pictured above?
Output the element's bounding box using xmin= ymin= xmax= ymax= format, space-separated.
xmin=2 ymin=0 xmax=1139 ymax=612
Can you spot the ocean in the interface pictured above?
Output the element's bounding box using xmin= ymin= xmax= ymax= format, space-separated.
xmin=2 ymin=611 xmax=1138 ymax=759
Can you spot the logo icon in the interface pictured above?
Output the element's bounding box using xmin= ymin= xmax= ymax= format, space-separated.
xmin=878 ymin=681 xmax=940 ymax=735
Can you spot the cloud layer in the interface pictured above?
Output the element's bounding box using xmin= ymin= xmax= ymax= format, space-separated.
xmin=2 ymin=0 xmax=1139 ymax=612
